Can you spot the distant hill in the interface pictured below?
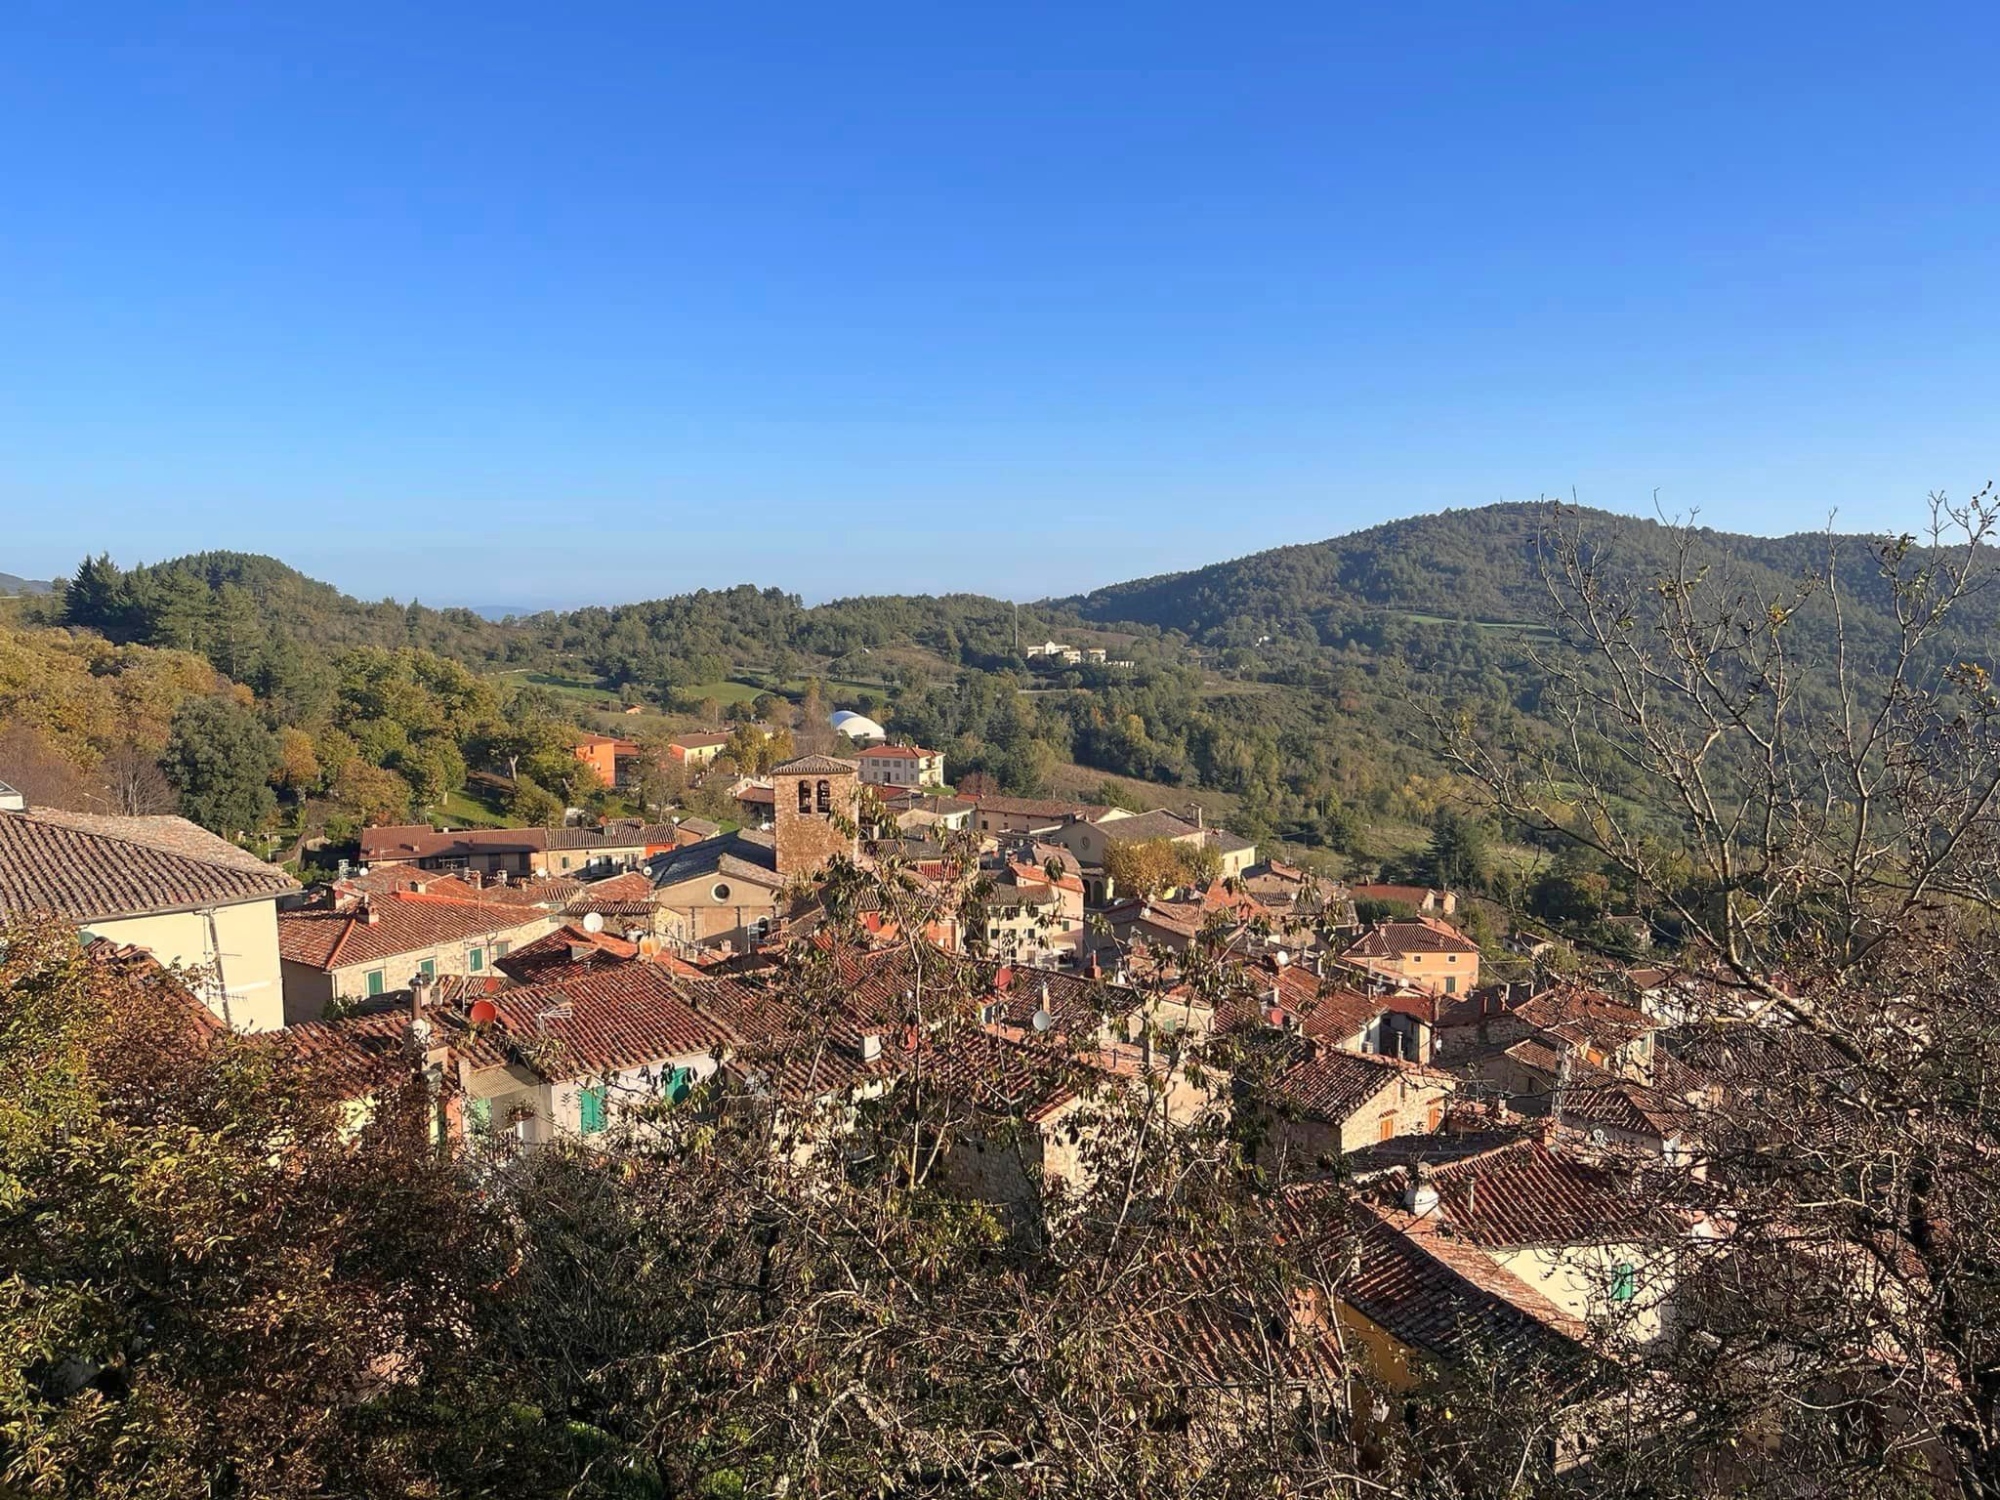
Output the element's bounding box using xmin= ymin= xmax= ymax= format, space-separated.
xmin=1059 ymin=502 xmax=1992 ymax=659
xmin=0 ymin=572 xmax=55 ymax=596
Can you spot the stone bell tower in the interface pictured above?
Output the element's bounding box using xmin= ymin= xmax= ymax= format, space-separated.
xmin=769 ymin=753 xmax=860 ymax=878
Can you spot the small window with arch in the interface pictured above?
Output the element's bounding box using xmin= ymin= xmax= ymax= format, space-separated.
xmin=816 ymin=779 xmax=831 ymax=813
xmin=797 ymin=780 xmax=813 ymax=814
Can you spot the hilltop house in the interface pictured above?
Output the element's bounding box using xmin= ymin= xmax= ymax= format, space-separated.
xmin=855 ymin=743 xmax=945 ymax=789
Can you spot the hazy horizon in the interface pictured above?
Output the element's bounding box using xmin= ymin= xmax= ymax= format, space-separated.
xmin=11 ymin=493 xmax=1976 ymax=617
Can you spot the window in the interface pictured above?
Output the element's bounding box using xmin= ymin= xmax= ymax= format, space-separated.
xmin=667 ymin=1065 xmax=695 ymax=1104
xmin=1377 ymin=1112 xmax=1397 ymax=1143
xmin=418 ymin=958 xmax=436 ymax=979
xmin=366 ymin=969 xmax=386 ymax=997
xmin=816 ymin=779 xmax=831 ymax=813
xmin=1611 ymin=1263 xmax=1636 ymax=1302
xmin=469 ymin=947 xmax=484 ymax=973
xmin=578 ymin=1086 xmax=607 ymax=1135
xmin=798 ymin=781 xmax=813 ymax=814
xmin=712 ymin=882 xmax=732 ymax=902
xmin=1444 ymin=976 xmax=1457 ymax=994
xmin=494 ymin=940 xmax=511 ymax=958
xmin=468 ymin=1097 xmax=492 ymax=1135
xmin=1427 ymin=1102 xmax=1443 ymax=1132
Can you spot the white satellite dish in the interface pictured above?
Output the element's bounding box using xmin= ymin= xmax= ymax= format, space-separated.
xmin=1031 ymin=1009 xmax=1054 ymax=1033
xmin=581 ymin=911 xmax=605 ymax=934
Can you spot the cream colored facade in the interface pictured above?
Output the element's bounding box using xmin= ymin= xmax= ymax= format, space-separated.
xmin=281 ymin=910 xmax=555 ymax=1022
xmin=858 ymin=748 xmax=946 ymax=789
xmin=1488 ymin=1241 xmax=1668 ymax=1344
xmin=88 ymin=896 xmax=288 ymax=1033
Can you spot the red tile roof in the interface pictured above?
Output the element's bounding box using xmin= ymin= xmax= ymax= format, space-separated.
xmin=1343 ymin=916 xmax=1480 ymax=959
xmin=496 ymin=924 xmax=642 ymax=984
xmin=1338 ymin=1198 xmax=1592 ymax=1365
xmin=1267 ymin=1043 xmax=1449 ymax=1124
xmin=277 ymin=891 xmax=551 ymax=971
xmin=279 ymin=1011 xmax=424 ymax=1100
xmin=856 ymin=743 xmax=938 ymax=759
xmin=0 ymin=810 xmax=295 ymax=923
xmin=1417 ymin=1137 xmax=1661 ymax=1248
xmin=485 ymin=965 xmax=741 ymax=1077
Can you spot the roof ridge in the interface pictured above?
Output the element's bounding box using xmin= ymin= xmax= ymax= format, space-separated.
xmin=17 ymin=809 xmax=282 ymax=880
xmin=323 ymin=910 xmax=361 ymax=970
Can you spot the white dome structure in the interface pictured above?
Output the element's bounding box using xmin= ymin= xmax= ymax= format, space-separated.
xmin=829 ymin=710 xmax=887 ymax=745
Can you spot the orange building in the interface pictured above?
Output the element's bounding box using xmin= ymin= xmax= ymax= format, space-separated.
xmin=572 ymin=734 xmax=640 ymax=786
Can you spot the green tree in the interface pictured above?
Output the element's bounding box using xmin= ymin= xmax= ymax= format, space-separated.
xmin=162 ymin=696 xmax=280 ymax=835
xmin=507 ymin=775 xmax=565 ymax=827
xmin=1422 ymin=808 xmax=1490 ymax=891
xmin=0 ymin=918 xmax=572 ymax=1497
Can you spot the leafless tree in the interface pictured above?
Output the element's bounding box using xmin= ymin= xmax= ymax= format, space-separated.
xmin=1440 ymin=494 xmax=2000 ymax=1494
xmin=95 ymin=743 xmax=177 ymax=816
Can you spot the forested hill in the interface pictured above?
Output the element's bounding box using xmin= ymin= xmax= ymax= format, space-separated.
xmin=1060 ymin=502 xmax=1996 ymax=651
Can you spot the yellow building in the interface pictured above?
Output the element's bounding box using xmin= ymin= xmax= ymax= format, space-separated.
xmin=0 ymin=807 xmax=296 ymax=1031
xmin=1342 ymin=916 xmax=1482 ymax=995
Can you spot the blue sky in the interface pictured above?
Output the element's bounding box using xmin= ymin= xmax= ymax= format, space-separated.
xmin=3 ymin=2 xmax=1996 ymax=608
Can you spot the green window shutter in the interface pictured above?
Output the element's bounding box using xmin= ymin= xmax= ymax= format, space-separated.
xmin=667 ymin=1066 xmax=694 ymax=1104
xmin=1611 ymin=1263 xmax=1636 ymax=1302
xmin=579 ymin=1086 xmax=607 ymax=1134
xmin=469 ymin=947 xmax=484 ymax=972
xmin=468 ymin=1097 xmax=492 ymax=1135
xmin=418 ymin=958 xmax=436 ymax=979
xmin=366 ymin=969 xmax=385 ymax=997
xmin=495 ymin=940 xmax=511 ymax=958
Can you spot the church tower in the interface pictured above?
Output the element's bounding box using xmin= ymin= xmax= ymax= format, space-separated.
xmin=769 ymin=753 xmax=860 ymax=878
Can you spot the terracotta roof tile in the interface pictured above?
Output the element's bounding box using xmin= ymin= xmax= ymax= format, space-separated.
xmin=0 ymin=810 xmax=295 ymax=924
xmin=1343 ymin=916 xmax=1480 ymax=959
xmin=277 ymin=891 xmax=551 ymax=971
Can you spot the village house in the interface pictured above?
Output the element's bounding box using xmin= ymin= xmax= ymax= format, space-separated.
xmin=276 ymin=888 xmax=556 ymax=1021
xmin=454 ymin=965 xmax=743 ymax=1144
xmin=1240 ymin=1032 xmax=1464 ymax=1176
xmin=1044 ymin=806 xmax=1258 ymax=893
xmin=974 ymin=877 xmax=1080 ymax=966
xmin=571 ymin=733 xmax=641 ymax=785
xmin=968 ymin=794 xmax=1131 ymax=839
xmin=666 ymin=731 xmax=733 ymax=770
xmin=928 ymin=1020 xmax=1219 ymax=1232
xmin=881 ymin=789 xmax=975 ymax=834
xmin=358 ymin=821 xmax=661 ymax=879
xmin=1358 ymin=1136 xmax=1680 ymax=1345
xmin=854 ymin=742 xmax=946 ymax=789
xmin=0 ymin=804 xmax=296 ymax=1031
xmin=1342 ymin=915 xmax=1482 ymax=995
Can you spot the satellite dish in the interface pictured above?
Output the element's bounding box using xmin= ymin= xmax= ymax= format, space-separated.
xmin=581 ymin=911 xmax=605 ymax=934
xmin=468 ymin=999 xmax=499 ymax=1026
xmin=1031 ymin=1009 xmax=1054 ymax=1033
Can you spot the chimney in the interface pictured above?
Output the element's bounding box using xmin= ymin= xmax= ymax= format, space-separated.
xmin=861 ymin=1032 xmax=883 ymax=1062
xmin=1402 ymin=1164 xmax=1441 ymax=1217
xmin=407 ymin=972 xmax=435 ymax=1049
xmin=359 ymin=897 xmax=381 ymax=926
